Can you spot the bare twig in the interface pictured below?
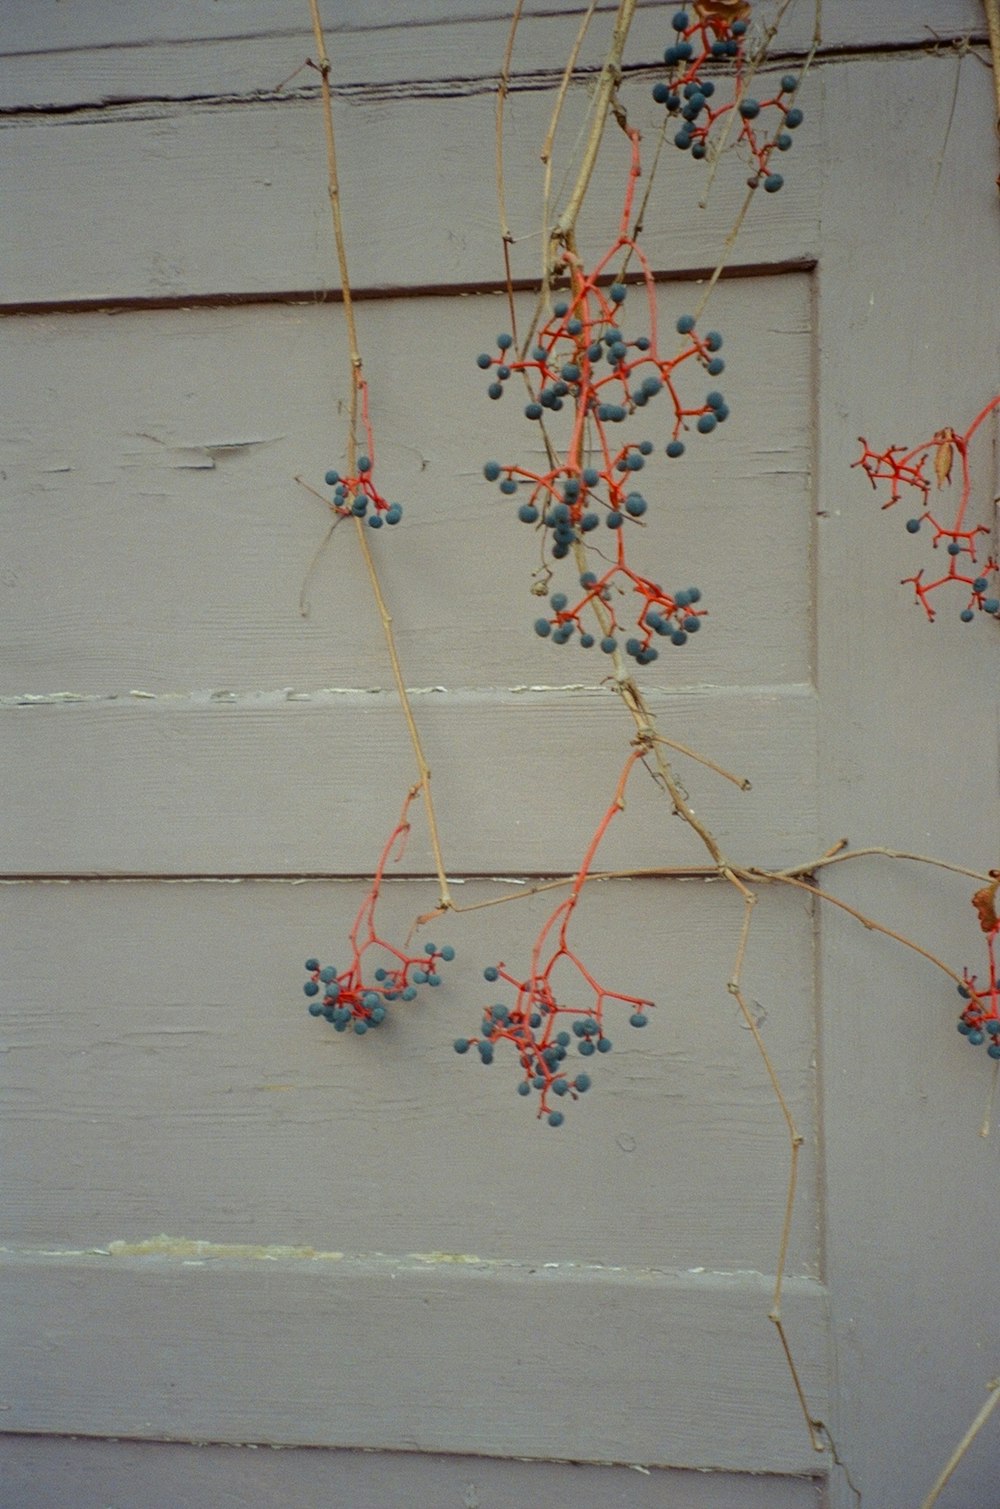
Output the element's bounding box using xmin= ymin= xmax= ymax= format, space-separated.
xmin=919 ymin=1377 xmax=1000 ymax=1508
xmin=307 ymin=0 xmax=452 ymax=910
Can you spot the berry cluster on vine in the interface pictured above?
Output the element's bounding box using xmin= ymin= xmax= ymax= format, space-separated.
xmin=305 ymin=940 xmax=454 ymax=1032
xmin=855 ymin=405 xmax=1000 ymax=622
xmin=454 ymin=958 xmax=653 ymax=1127
xmin=478 ymin=276 xmax=722 ymax=652
xmin=302 ymin=792 xmax=453 ymax=1035
xmin=956 ymin=879 xmax=1000 ymax=1060
xmin=324 ymin=458 xmax=403 ymax=528
xmin=653 ymin=10 xmax=803 ymax=192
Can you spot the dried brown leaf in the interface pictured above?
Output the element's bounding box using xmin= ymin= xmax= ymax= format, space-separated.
xmin=933 ymin=427 xmax=955 ymax=488
xmin=972 ymin=879 xmax=1000 ymax=934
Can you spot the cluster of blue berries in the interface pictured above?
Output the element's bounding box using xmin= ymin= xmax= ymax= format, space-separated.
xmin=533 ymin=579 xmax=704 ymax=662
xmin=454 ymin=964 xmax=653 ymax=1126
xmin=324 ymin=460 xmax=402 ymax=529
xmin=304 ymin=941 xmax=454 ymax=1033
xmin=956 ymin=976 xmax=1000 ymax=1059
xmin=653 ymin=12 xmax=803 ymax=193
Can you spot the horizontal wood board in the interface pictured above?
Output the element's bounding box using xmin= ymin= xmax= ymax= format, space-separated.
xmin=1 ymin=66 xmax=820 ymax=304
xmin=0 ymin=1249 xmax=828 ymax=1475
xmin=0 ymin=1437 xmax=824 ymax=1509
xmin=1 ymin=279 xmax=814 ymax=693
xmin=1 ymin=877 xmax=819 ymax=1274
xmin=2 ymin=688 xmax=817 ymax=875
xmin=0 ymin=0 xmax=985 ymax=106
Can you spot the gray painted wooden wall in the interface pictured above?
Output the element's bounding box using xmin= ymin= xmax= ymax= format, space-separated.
xmin=2 ymin=3 xmax=998 ymax=1505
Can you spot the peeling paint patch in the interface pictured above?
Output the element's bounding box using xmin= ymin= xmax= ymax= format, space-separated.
xmin=106 ymin=1236 xmax=345 ymax=1263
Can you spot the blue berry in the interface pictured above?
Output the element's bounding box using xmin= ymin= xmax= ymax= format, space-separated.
xmin=905 ymin=518 xmax=922 ymax=533
xmin=784 ymin=107 xmax=804 ymax=128
xmin=960 ymin=609 xmax=975 ymax=623
xmin=476 ymin=353 xmax=492 ymax=369
xmin=534 ymin=618 xmax=552 ymax=637
xmin=697 ymin=413 xmax=717 ymax=434
xmin=739 ymin=98 xmax=760 ymax=119
xmin=764 ymin=173 xmax=784 ymax=193
xmin=601 ymin=636 xmax=617 ymax=654
xmin=630 ymin=1012 xmax=648 ymax=1027
xmin=676 ymin=314 xmax=696 ymax=334
xmin=781 ymin=74 xmax=799 ymax=92
xmin=666 ymin=439 xmax=685 ymax=458
xmin=518 ymin=503 xmax=539 ymax=524
xmin=547 ymin=1111 xmax=565 ymax=1127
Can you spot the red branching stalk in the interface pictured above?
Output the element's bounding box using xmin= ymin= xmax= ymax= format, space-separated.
xmin=454 ymin=750 xmax=655 ymax=1125
xmin=304 ymin=787 xmax=454 ymax=1033
xmin=855 ymin=395 xmax=1000 ymax=621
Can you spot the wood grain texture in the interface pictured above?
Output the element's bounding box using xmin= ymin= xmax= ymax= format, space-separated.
xmin=0 ymin=1436 xmax=825 ymax=1509
xmin=0 ymin=277 xmax=813 ymax=694
xmin=0 ymin=1248 xmax=829 ymax=1474
xmin=1 ymin=72 xmax=820 ymax=306
xmin=2 ymin=878 xmax=819 ymax=1275
xmin=2 ymin=688 xmax=817 ymax=875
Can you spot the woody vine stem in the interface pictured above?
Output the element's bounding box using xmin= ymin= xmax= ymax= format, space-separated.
xmin=306 ymin=0 xmax=451 ymax=914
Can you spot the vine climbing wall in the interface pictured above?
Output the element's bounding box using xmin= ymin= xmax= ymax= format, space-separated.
xmin=1 ymin=4 xmax=998 ymax=1507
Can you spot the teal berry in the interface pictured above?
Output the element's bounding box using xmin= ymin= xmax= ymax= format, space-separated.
xmin=547 ymin=1111 xmax=565 ymax=1127
xmin=483 ymin=965 xmax=499 ymax=981
xmin=666 ymin=439 xmax=685 ymax=458
xmin=905 ymin=518 xmax=922 ymax=533
xmin=764 ymin=173 xmax=784 ymax=193
xmin=676 ymin=314 xmax=696 ymax=334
